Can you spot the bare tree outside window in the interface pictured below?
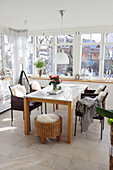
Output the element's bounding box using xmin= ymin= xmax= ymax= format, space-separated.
xmin=104 ymin=33 xmax=113 ymax=77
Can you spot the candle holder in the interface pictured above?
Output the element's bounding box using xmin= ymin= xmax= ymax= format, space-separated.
xmin=109 ymin=73 xmax=111 ymax=81
xmin=106 ymin=73 xmax=108 ymax=81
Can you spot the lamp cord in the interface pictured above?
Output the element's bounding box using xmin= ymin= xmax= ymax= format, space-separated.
xmin=59 ymin=10 xmax=65 ymax=36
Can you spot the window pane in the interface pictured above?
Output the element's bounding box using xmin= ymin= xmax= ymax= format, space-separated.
xmin=18 ymin=49 xmax=23 ymax=57
xmin=57 ymin=35 xmax=65 ymax=43
xmin=105 ymin=33 xmax=113 ymax=43
xmin=57 ymin=34 xmax=74 ymax=44
xmin=38 ymin=35 xmax=53 ymax=44
xmin=81 ymin=45 xmax=100 ymax=77
xmin=92 ymin=33 xmax=101 ymax=43
xmin=0 ymin=33 xmax=2 ymax=43
xmin=0 ymin=45 xmax=2 ymax=71
xmin=27 ymin=46 xmax=33 ymax=74
xmin=57 ymin=45 xmax=73 ymax=76
xmin=27 ymin=36 xmax=33 ymax=44
xmin=35 ymin=46 xmax=53 ymax=75
xmin=4 ymin=35 xmax=8 ymax=44
xmin=81 ymin=34 xmax=90 ymax=43
xmin=65 ymin=35 xmax=74 ymax=43
xmin=4 ymin=45 xmax=12 ymax=70
xmin=104 ymin=45 xmax=113 ymax=77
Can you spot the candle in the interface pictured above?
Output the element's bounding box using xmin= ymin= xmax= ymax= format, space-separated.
xmin=109 ymin=70 xmax=111 ymax=75
xmin=106 ymin=70 xmax=108 ymax=75
xmin=89 ymin=73 xmax=92 ymax=80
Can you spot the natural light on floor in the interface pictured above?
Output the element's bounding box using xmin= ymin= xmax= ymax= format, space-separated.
xmin=0 ymin=126 xmax=17 ymax=132
xmin=2 ymin=118 xmax=12 ymax=121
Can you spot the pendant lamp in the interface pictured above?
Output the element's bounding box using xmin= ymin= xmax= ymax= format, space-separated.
xmin=53 ymin=10 xmax=69 ymax=64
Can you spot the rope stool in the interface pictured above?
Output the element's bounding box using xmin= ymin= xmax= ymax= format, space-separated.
xmin=34 ymin=114 xmax=62 ymax=144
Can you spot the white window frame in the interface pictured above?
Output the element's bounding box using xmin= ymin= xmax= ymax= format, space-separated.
xmin=79 ymin=30 xmax=102 ymax=79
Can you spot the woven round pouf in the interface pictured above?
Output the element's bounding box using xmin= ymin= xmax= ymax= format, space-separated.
xmin=34 ymin=114 xmax=62 ymax=144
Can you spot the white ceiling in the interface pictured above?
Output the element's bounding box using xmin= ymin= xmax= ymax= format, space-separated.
xmin=0 ymin=0 xmax=113 ymax=31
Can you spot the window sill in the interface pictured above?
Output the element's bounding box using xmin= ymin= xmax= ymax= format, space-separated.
xmin=28 ymin=75 xmax=113 ymax=84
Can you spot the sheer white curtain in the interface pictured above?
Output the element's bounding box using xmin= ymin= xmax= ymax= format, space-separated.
xmin=9 ymin=28 xmax=28 ymax=84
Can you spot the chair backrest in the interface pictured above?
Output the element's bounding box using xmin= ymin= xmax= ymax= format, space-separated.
xmin=9 ymin=84 xmax=18 ymax=96
xmin=102 ymin=92 xmax=108 ymax=109
xmin=81 ymin=93 xmax=98 ymax=99
xmin=9 ymin=84 xmax=26 ymax=98
xmin=9 ymin=84 xmax=24 ymax=111
xmin=102 ymin=85 xmax=107 ymax=91
xmin=84 ymin=85 xmax=107 ymax=94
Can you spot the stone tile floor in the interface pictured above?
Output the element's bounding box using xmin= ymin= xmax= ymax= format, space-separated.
xmin=0 ymin=104 xmax=110 ymax=170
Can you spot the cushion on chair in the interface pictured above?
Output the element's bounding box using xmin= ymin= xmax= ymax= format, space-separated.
xmin=94 ymin=85 xmax=105 ymax=94
xmin=98 ymin=91 xmax=107 ymax=102
xmin=31 ymin=80 xmax=41 ymax=91
xmin=11 ymin=84 xmax=26 ymax=97
xmin=98 ymin=92 xmax=104 ymax=102
xmin=36 ymin=114 xmax=60 ymax=123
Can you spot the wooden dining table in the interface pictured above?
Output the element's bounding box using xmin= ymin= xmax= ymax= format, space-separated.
xmin=24 ymin=83 xmax=88 ymax=143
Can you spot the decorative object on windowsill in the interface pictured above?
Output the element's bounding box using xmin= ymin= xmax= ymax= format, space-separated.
xmin=106 ymin=70 xmax=108 ymax=81
xmin=49 ymin=75 xmax=61 ymax=91
xmin=1 ymin=68 xmax=6 ymax=79
xmin=34 ymin=59 xmax=46 ymax=77
xmin=53 ymin=10 xmax=69 ymax=64
xmin=109 ymin=70 xmax=111 ymax=81
xmin=75 ymin=74 xmax=80 ymax=80
xmin=88 ymin=73 xmax=92 ymax=81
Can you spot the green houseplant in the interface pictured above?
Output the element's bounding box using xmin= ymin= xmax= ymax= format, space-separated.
xmin=34 ymin=59 xmax=45 ymax=76
xmin=96 ymin=107 xmax=113 ymax=125
xmin=96 ymin=108 xmax=113 ymax=169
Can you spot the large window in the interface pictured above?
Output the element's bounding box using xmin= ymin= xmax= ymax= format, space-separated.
xmin=4 ymin=35 xmax=12 ymax=71
xmin=80 ymin=33 xmax=101 ymax=77
xmin=27 ymin=36 xmax=34 ymax=74
xmin=0 ymin=33 xmax=2 ymax=72
xmin=35 ymin=35 xmax=53 ymax=75
xmin=55 ymin=34 xmax=74 ymax=76
xmin=1 ymin=27 xmax=113 ymax=80
xmin=104 ymin=33 xmax=113 ymax=78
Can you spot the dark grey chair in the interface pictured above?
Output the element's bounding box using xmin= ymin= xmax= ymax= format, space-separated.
xmin=9 ymin=84 xmax=43 ymax=130
xmin=74 ymin=92 xmax=108 ymax=140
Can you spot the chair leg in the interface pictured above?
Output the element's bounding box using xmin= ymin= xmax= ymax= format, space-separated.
xmin=103 ymin=117 xmax=104 ymax=130
xmin=23 ymin=111 xmax=24 ymax=120
xmin=29 ymin=112 xmax=31 ymax=131
xmin=79 ymin=117 xmax=80 ymax=121
xmin=81 ymin=117 xmax=82 ymax=133
xmin=11 ymin=109 xmax=13 ymax=126
xmin=100 ymin=120 xmax=103 ymax=140
xmin=45 ymin=103 xmax=47 ymax=114
xmin=41 ymin=105 xmax=43 ymax=114
xmin=53 ymin=104 xmax=55 ymax=112
xmin=74 ymin=115 xmax=77 ymax=136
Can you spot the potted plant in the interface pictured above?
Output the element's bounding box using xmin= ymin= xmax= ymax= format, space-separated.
xmin=96 ymin=107 xmax=113 ymax=143
xmin=96 ymin=107 xmax=113 ymax=126
xmin=34 ymin=59 xmax=45 ymax=77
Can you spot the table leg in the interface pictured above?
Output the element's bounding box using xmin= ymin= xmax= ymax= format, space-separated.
xmin=56 ymin=104 xmax=59 ymax=109
xmin=24 ymin=98 xmax=29 ymax=135
xmin=67 ymin=101 xmax=73 ymax=143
